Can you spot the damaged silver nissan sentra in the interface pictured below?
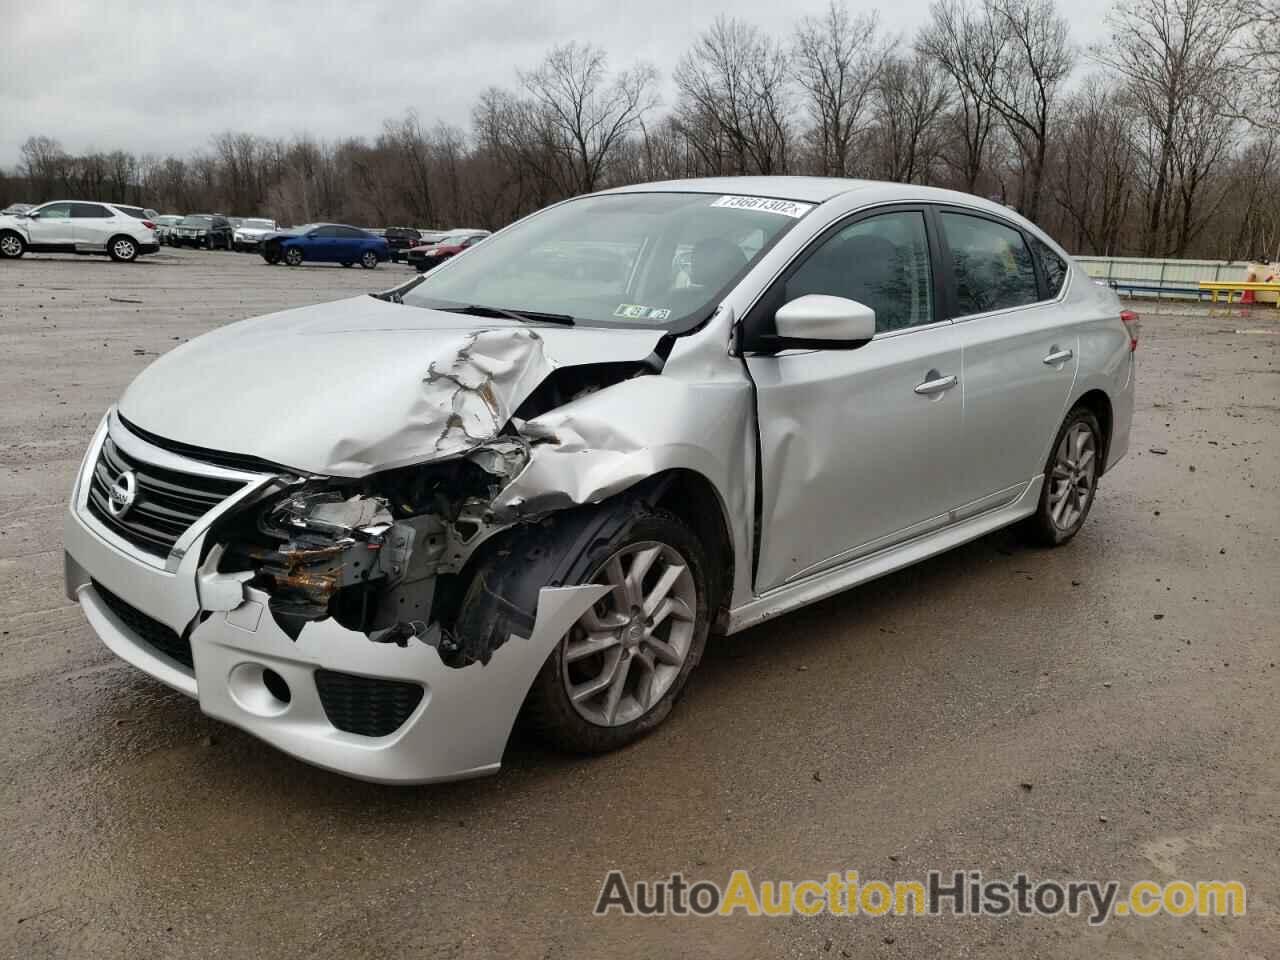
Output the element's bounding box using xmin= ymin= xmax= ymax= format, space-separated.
xmin=64 ymin=177 xmax=1135 ymax=783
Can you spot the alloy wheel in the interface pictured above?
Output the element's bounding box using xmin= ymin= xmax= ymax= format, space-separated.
xmin=112 ymin=238 xmax=136 ymax=260
xmin=1047 ymin=422 xmax=1097 ymax=531
xmin=561 ymin=541 xmax=697 ymax=727
xmin=0 ymin=234 xmax=22 ymax=257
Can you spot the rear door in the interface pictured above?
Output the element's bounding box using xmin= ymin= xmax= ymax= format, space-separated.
xmin=71 ymin=202 xmax=118 ymax=249
xmin=938 ymin=209 xmax=1079 ymax=507
xmin=26 ymin=202 xmax=75 ymax=248
xmin=311 ymin=226 xmax=340 ymax=261
xmin=338 ymin=226 xmax=367 ymax=260
xmin=745 ymin=207 xmax=967 ymax=593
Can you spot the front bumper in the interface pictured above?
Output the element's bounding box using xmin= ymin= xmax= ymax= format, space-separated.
xmin=64 ymin=413 xmax=604 ymax=783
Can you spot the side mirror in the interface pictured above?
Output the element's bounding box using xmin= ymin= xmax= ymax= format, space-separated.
xmin=772 ymin=294 xmax=876 ymax=346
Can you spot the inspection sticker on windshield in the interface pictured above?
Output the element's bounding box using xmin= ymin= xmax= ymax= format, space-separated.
xmin=614 ymin=304 xmax=671 ymax=321
xmin=709 ymin=195 xmax=813 ymax=218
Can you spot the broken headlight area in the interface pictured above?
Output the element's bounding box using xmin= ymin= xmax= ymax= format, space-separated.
xmin=214 ymin=445 xmax=530 ymax=658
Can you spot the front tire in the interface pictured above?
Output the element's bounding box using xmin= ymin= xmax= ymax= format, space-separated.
xmin=284 ymin=247 xmax=304 ymax=267
xmin=1024 ymin=406 xmax=1102 ymax=546
xmin=453 ymin=503 xmax=710 ymax=754
xmin=108 ymin=236 xmax=138 ymax=262
xmin=0 ymin=231 xmax=25 ymax=259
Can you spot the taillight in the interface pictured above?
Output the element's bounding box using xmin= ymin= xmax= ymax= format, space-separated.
xmin=141 ymin=220 xmax=156 ymax=230
xmin=1120 ymin=310 xmax=1140 ymax=351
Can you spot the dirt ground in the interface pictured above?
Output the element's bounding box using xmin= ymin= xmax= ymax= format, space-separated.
xmin=0 ymin=248 xmax=1277 ymax=959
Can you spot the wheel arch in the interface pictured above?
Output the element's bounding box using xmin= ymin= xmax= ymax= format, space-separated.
xmin=1070 ymin=388 xmax=1113 ymax=474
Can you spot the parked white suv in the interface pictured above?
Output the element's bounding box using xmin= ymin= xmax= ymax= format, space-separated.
xmin=0 ymin=200 xmax=159 ymax=262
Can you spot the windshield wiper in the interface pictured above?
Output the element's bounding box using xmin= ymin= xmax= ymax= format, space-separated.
xmin=440 ymin=304 xmax=575 ymax=326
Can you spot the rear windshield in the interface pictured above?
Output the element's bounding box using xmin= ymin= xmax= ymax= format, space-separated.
xmin=115 ymin=205 xmax=147 ymax=218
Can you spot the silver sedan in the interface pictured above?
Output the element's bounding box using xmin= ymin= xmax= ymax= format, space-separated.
xmin=64 ymin=177 xmax=1135 ymax=782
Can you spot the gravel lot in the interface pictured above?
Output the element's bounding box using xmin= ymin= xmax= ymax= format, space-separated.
xmin=1 ymin=248 xmax=1277 ymax=958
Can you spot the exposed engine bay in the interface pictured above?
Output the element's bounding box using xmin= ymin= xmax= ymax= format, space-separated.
xmin=213 ymin=358 xmax=658 ymax=666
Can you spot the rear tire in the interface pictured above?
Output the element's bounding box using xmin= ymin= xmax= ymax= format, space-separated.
xmin=108 ymin=235 xmax=138 ymax=262
xmin=0 ymin=231 xmax=25 ymax=259
xmin=1023 ymin=406 xmax=1103 ymax=546
xmin=453 ymin=502 xmax=710 ymax=754
xmin=360 ymin=250 xmax=378 ymax=269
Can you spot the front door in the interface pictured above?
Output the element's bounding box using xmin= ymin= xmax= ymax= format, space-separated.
xmin=26 ymin=202 xmax=75 ymax=249
xmin=745 ymin=208 xmax=966 ymax=593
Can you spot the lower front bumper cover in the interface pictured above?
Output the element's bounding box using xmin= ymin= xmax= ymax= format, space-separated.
xmin=67 ymin=529 xmax=609 ymax=782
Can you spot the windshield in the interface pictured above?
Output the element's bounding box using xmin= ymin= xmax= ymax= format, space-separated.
xmin=242 ymin=219 xmax=274 ymax=229
xmin=157 ymin=216 xmax=182 ymax=225
xmin=440 ymin=233 xmax=480 ymax=245
xmin=181 ymin=215 xmax=212 ymax=226
xmin=402 ymin=192 xmax=809 ymax=330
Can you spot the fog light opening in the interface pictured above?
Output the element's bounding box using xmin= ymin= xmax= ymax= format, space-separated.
xmin=262 ymin=668 xmax=291 ymax=704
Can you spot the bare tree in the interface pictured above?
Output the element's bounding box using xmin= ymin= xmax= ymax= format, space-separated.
xmin=519 ymin=42 xmax=657 ymax=196
xmin=792 ymin=2 xmax=891 ymax=177
xmin=1095 ymin=0 xmax=1248 ymax=253
xmin=674 ymin=16 xmax=794 ymax=175
xmin=917 ymin=0 xmax=1000 ymax=192
xmin=979 ymin=0 xmax=1075 ymax=222
xmin=1049 ymin=80 xmax=1139 ymax=254
xmin=868 ymin=53 xmax=952 ymax=183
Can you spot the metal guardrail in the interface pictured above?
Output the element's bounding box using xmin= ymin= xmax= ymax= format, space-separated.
xmin=1074 ymin=256 xmax=1252 ymax=301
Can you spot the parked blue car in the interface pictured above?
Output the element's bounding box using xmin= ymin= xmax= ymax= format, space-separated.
xmin=260 ymin=223 xmax=389 ymax=269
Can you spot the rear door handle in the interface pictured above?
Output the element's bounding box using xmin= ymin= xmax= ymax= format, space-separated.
xmin=914 ymin=372 xmax=958 ymax=395
xmin=1043 ymin=347 xmax=1073 ymax=365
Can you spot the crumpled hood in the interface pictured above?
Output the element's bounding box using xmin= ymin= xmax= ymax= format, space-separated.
xmin=118 ymin=295 xmax=665 ymax=477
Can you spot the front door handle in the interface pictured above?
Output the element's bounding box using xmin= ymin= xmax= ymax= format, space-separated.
xmin=914 ymin=372 xmax=958 ymax=395
xmin=1043 ymin=346 xmax=1073 ymax=365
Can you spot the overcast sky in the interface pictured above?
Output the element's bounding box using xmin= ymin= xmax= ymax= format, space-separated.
xmin=0 ymin=0 xmax=1116 ymax=168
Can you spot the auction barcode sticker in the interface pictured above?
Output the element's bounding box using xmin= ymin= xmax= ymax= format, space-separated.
xmin=709 ymin=195 xmax=814 ymax=218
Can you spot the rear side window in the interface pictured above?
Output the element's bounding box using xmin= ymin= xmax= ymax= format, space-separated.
xmin=1032 ymin=237 xmax=1068 ymax=297
xmin=71 ymin=203 xmax=112 ymax=218
xmin=940 ymin=212 xmax=1038 ymax=316
xmin=338 ymin=227 xmax=368 ymax=238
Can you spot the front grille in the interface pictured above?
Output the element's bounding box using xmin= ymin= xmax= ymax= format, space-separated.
xmin=86 ymin=432 xmax=245 ymax=559
xmin=314 ymin=670 xmax=424 ymax=737
xmin=94 ymin=580 xmax=194 ymax=669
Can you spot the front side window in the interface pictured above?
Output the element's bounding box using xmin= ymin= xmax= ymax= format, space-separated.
xmin=35 ymin=202 xmax=73 ymax=218
xmin=784 ymin=211 xmax=935 ymax=333
xmin=403 ymin=192 xmax=808 ymax=331
xmin=940 ymin=212 xmax=1038 ymax=316
xmin=1032 ymin=237 xmax=1068 ymax=297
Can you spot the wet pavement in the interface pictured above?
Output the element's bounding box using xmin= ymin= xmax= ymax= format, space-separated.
xmin=1 ymin=250 xmax=1277 ymax=958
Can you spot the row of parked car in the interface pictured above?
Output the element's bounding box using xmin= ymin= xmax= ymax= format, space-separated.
xmin=256 ymin=224 xmax=490 ymax=270
xmin=0 ymin=198 xmax=491 ymax=269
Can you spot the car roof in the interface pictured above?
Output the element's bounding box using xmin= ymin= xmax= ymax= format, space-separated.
xmin=603 ymin=176 xmax=874 ymax=203
xmin=598 ymin=176 xmax=1044 ymax=234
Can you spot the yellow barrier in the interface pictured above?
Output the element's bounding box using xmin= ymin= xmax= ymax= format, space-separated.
xmin=1198 ymin=281 xmax=1280 ymax=308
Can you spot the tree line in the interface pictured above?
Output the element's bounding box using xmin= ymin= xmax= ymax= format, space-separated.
xmin=3 ymin=0 xmax=1277 ymax=259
